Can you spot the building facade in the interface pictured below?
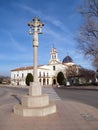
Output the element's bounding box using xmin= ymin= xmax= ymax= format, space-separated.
xmin=11 ymin=47 xmax=76 ymax=86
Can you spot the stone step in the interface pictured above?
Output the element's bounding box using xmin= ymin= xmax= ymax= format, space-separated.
xmin=14 ymin=101 xmax=56 ymax=117
xmin=22 ymin=94 xmax=49 ymax=107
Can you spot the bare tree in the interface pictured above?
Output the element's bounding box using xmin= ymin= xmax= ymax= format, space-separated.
xmin=66 ymin=64 xmax=95 ymax=84
xmin=78 ymin=67 xmax=95 ymax=82
xmin=66 ymin=65 xmax=78 ymax=78
xmin=66 ymin=65 xmax=79 ymax=85
xmin=77 ymin=0 xmax=98 ymax=68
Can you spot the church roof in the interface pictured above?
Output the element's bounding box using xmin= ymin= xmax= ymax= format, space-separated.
xmin=62 ymin=56 xmax=73 ymax=63
xmin=11 ymin=66 xmax=34 ymax=71
xmin=11 ymin=65 xmax=50 ymax=71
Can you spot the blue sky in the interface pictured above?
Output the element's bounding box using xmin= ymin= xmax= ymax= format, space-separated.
xmin=0 ymin=0 xmax=94 ymax=76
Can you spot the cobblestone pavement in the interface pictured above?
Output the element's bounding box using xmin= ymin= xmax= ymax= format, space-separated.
xmin=0 ymin=86 xmax=98 ymax=130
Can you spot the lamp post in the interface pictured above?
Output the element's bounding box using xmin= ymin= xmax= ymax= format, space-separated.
xmin=28 ymin=17 xmax=44 ymax=83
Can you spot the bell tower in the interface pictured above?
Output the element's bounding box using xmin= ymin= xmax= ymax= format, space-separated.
xmin=49 ymin=47 xmax=61 ymax=64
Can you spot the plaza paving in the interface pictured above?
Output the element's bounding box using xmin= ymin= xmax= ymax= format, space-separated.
xmin=0 ymin=86 xmax=98 ymax=130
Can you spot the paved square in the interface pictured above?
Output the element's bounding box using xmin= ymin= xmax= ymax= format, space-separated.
xmin=0 ymin=86 xmax=98 ymax=130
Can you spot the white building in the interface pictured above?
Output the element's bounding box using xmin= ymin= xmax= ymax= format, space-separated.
xmin=11 ymin=47 xmax=75 ymax=86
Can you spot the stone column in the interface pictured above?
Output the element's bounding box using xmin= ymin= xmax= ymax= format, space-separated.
xmin=33 ymin=32 xmax=38 ymax=83
xmin=28 ymin=17 xmax=44 ymax=96
xmin=33 ymin=46 xmax=38 ymax=82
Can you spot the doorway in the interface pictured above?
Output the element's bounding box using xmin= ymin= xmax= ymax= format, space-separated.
xmin=53 ymin=79 xmax=56 ymax=85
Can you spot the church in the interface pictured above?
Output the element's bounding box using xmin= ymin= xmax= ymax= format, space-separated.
xmin=11 ymin=47 xmax=78 ymax=86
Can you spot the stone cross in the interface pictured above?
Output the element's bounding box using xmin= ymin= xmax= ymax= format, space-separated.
xmin=13 ymin=17 xmax=56 ymax=117
xmin=28 ymin=17 xmax=44 ymax=83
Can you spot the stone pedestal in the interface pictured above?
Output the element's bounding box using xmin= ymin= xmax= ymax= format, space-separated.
xmin=13 ymin=82 xmax=56 ymax=117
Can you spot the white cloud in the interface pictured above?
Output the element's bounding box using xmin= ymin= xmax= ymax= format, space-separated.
xmin=13 ymin=3 xmax=77 ymax=53
xmin=15 ymin=4 xmax=74 ymax=36
xmin=15 ymin=4 xmax=42 ymax=18
xmin=5 ymin=3 xmax=94 ymax=69
xmin=0 ymin=29 xmax=28 ymax=53
xmin=8 ymin=32 xmax=27 ymax=52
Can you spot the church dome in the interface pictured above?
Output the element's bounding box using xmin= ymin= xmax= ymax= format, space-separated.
xmin=62 ymin=56 xmax=73 ymax=63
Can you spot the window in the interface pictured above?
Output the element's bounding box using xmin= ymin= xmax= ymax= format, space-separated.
xmin=22 ymin=73 xmax=24 ymax=78
xmin=43 ymin=72 xmax=45 ymax=77
xmin=39 ymin=79 xmax=41 ymax=82
xmin=54 ymin=54 xmax=56 ymax=59
xmin=53 ymin=66 xmax=55 ymax=71
xmin=47 ymin=73 xmax=48 ymax=77
xmin=47 ymin=79 xmax=49 ymax=85
xmin=39 ymin=72 xmax=41 ymax=77
xmin=43 ymin=79 xmax=45 ymax=85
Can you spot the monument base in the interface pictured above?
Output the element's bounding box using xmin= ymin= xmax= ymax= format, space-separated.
xmin=13 ymin=82 xmax=56 ymax=117
xmin=14 ymin=102 xmax=56 ymax=117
